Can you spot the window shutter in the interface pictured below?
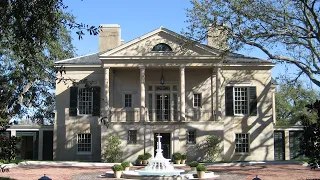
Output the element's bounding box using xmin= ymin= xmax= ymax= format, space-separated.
xmin=249 ymin=86 xmax=257 ymax=116
xmin=225 ymin=86 xmax=234 ymax=116
xmin=69 ymin=86 xmax=78 ymax=116
xmin=92 ymin=86 xmax=101 ymax=116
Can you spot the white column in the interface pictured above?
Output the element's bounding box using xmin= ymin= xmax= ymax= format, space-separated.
xmin=180 ymin=66 xmax=185 ymax=121
xmin=104 ymin=67 xmax=110 ymax=116
xmin=38 ymin=129 xmax=43 ymax=160
xmin=216 ymin=67 xmax=221 ymax=120
xmin=140 ymin=66 xmax=146 ymax=122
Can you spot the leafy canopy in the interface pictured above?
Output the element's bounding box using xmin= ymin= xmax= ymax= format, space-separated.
xmin=185 ymin=0 xmax=320 ymax=86
xmin=0 ymin=0 xmax=99 ymax=130
xmin=276 ymin=79 xmax=319 ymax=125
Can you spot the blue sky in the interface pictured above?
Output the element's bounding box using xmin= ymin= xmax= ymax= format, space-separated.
xmin=64 ymin=0 xmax=306 ymax=83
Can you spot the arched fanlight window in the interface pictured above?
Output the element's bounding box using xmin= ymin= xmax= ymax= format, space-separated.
xmin=151 ymin=43 xmax=173 ymax=52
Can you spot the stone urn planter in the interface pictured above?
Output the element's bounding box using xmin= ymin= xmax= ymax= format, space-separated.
xmin=121 ymin=162 xmax=130 ymax=171
xmin=196 ymin=164 xmax=207 ymax=179
xmin=188 ymin=161 xmax=199 ymax=171
xmin=112 ymin=164 xmax=124 ymax=178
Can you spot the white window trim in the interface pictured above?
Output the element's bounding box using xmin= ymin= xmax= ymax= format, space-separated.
xmin=193 ymin=93 xmax=202 ymax=108
xmin=77 ymin=133 xmax=92 ymax=155
xmin=122 ymin=91 xmax=133 ymax=109
xmin=187 ymin=129 xmax=197 ymax=144
xmin=127 ymin=130 xmax=138 ymax=145
xmin=233 ymin=86 xmax=250 ymax=116
xmin=77 ymin=88 xmax=93 ymax=116
xmin=234 ymin=133 xmax=250 ymax=155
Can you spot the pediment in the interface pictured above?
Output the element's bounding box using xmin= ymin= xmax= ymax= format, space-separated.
xmin=100 ymin=27 xmax=219 ymax=57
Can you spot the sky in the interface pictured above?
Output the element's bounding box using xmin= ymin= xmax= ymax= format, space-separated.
xmin=63 ymin=0 xmax=311 ymax=85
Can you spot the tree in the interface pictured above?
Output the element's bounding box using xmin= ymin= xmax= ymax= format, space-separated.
xmin=301 ymin=100 xmax=320 ymax=169
xmin=185 ymin=0 xmax=320 ymax=86
xmin=276 ymin=79 xmax=319 ymax=125
xmin=0 ymin=0 xmax=99 ymax=130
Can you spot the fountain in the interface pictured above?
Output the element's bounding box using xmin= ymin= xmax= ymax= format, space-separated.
xmin=122 ymin=134 xmax=185 ymax=179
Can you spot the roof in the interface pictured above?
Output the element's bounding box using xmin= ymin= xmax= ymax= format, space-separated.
xmin=55 ymin=51 xmax=108 ymax=65
xmin=55 ymin=27 xmax=272 ymax=65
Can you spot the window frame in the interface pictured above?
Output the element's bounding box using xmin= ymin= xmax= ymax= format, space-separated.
xmin=123 ymin=93 xmax=133 ymax=108
xmin=187 ymin=129 xmax=196 ymax=144
xmin=193 ymin=93 xmax=202 ymax=108
xmin=77 ymin=133 xmax=92 ymax=155
xmin=77 ymin=88 xmax=93 ymax=116
xmin=235 ymin=133 xmax=250 ymax=154
xmin=233 ymin=87 xmax=249 ymax=116
xmin=128 ymin=130 xmax=137 ymax=145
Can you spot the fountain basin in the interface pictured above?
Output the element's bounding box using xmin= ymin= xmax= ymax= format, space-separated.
xmin=122 ymin=170 xmax=186 ymax=180
xmin=136 ymin=169 xmax=185 ymax=176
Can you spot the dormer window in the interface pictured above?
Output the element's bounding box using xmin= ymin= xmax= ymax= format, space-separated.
xmin=152 ymin=43 xmax=173 ymax=52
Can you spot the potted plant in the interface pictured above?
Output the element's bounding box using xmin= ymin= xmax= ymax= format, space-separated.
xmin=172 ymin=152 xmax=182 ymax=164
xmin=136 ymin=155 xmax=143 ymax=165
xmin=121 ymin=161 xmax=131 ymax=171
xmin=111 ymin=164 xmax=124 ymax=178
xmin=141 ymin=154 xmax=149 ymax=165
xmin=196 ymin=164 xmax=207 ymax=179
xmin=188 ymin=161 xmax=199 ymax=171
xmin=181 ymin=154 xmax=187 ymax=164
xmin=144 ymin=152 xmax=152 ymax=159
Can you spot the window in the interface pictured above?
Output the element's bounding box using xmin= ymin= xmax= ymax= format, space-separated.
xmin=124 ymin=94 xmax=132 ymax=108
xmin=152 ymin=43 xmax=173 ymax=52
xmin=128 ymin=130 xmax=137 ymax=144
xmin=77 ymin=133 xmax=91 ymax=153
xmin=225 ymin=86 xmax=257 ymax=116
xmin=235 ymin=133 xmax=249 ymax=153
xmin=78 ymin=88 xmax=93 ymax=115
xmin=187 ymin=130 xmax=196 ymax=144
xmin=69 ymin=86 xmax=100 ymax=117
xmin=193 ymin=93 xmax=202 ymax=108
xmin=234 ymin=87 xmax=248 ymax=115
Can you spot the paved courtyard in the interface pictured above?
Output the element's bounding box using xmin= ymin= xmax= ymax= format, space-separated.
xmin=0 ymin=164 xmax=319 ymax=180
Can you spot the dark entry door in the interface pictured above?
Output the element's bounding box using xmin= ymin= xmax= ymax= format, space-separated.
xmin=274 ymin=131 xmax=285 ymax=160
xmin=154 ymin=133 xmax=171 ymax=159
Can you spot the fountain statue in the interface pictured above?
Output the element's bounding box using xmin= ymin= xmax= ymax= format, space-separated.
xmin=136 ymin=134 xmax=184 ymax=175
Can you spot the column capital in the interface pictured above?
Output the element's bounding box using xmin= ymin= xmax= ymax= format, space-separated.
xmin=179 ymin=66 xmax=185 ymax=71
xmin=103 ymin=66 xmax=110 ymax=69
xmin=139 ymin=65 xmax=146 ymax=70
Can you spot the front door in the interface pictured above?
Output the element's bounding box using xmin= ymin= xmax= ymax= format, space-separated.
xmin=154 ymin=133 xmax=171 ymax=159
xmin=156 ymin=94 xmax=170 ymax=121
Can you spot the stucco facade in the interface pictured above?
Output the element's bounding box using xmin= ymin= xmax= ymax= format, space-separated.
xmin=54 ymin=24 xmax=276 ymax=162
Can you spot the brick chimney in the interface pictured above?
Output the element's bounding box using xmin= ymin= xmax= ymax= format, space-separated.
xmin=207 ymin=25 xmax=228 ymax=51
xmin=99 ymin=24 xmax=121 ymax=52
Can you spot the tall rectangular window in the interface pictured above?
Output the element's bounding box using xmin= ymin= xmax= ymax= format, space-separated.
xmin=234 ymin=87 xmax=248 ymax=115
xmin=124 ymin=94 xmax=132 ymax=108
xmin=187 ymin=130 xmax=196 ymax=144
xmin=235 ymin=133 xmax=249 ymax=153
xmin=128 ymin=130 xmax=137 ymax=144
xmin=77 ymin=133 xmax=91 ymax=153
xmin=78 ymin=88 xmax=93 ymax=115
xmin=193 ymin=93 xmax=201 ymax=108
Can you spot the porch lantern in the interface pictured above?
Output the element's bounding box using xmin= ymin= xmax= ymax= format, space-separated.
xmin=160 ymin=67 xmax=164 ymax=85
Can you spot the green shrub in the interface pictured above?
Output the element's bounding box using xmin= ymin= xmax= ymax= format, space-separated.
xmin=196 ymin=135 xmax=221 ymax=162
xmin=137 ymin=155 xmax=144 ymax=160
xmin=141 ymin=154 xmax=149 ymax=160
xmin=111 ymin=164 xmax=124 ymax=172
xmin=0 ymin=136 xmax=20 ymax=163
xmin=188 ymin=161 xmax=199 ymax=167
xmin=181 ymin=154 xmax=187 ymax=160
xmin=121 ymin=161 xmax=130 ymax=168
xmin=144 ymin=152 xmax=152 ymax=159
xmin=102 ymin=135 xmax=123 ymax=163
xmin=196 ymin=164 xmax=207 ymax=171
xmin=172 ymin=152 xmax=182 ymax=160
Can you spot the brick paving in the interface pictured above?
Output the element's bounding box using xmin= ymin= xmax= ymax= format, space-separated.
xmin=0 ymin=164 xmax=319 ymax=180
